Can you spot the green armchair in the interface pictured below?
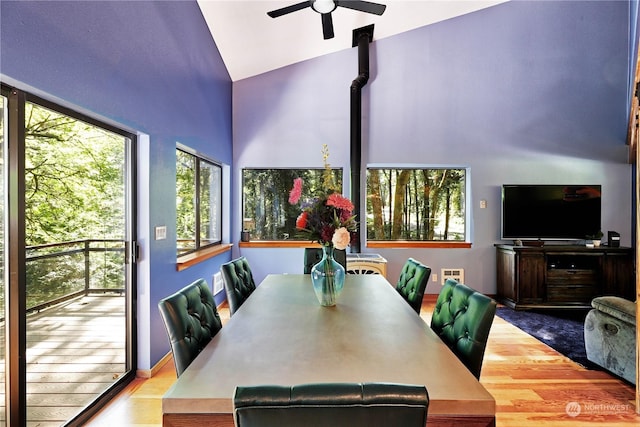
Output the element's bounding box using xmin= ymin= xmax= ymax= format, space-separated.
xmin=158 ymin=278 xmax=222 ymax=377
xmin=233 ymin=382 xmax=429 ymax=427
xmin=396 ymin=258 xmax=431 ymax=314
xmin=431 ymin=279 xmax=497 ymax=379
xmin=221 ymin=256 xmax=256 ymax=316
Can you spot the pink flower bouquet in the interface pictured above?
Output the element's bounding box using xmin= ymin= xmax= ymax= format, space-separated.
xmin=289 ymin=179 xmax=357 ymax=250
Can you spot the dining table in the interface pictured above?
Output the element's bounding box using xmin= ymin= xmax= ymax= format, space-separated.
xmin=162 ymin=273 xmax=496 ymax=427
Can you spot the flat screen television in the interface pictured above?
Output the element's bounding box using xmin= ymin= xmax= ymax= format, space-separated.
xmin=501 ymin=184 xmax=601 ymax=240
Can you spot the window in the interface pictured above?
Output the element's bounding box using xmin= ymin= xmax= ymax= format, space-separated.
xmin=366 ymin=167 xmax=466 ymax=241
xmin=242 ymin=168 xmax=343 ymax=241
xmin=176 ymin=146 xmax=222 ymax=256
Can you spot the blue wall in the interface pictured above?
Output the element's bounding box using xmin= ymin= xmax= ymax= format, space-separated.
xmin=1 ymin=1 xmax=233 ymax=370
xmin=234 ymin=1 xmax=634 ymax=294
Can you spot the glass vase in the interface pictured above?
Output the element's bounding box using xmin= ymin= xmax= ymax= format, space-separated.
xmin=310 ymin=245 xmax=345 ymax=306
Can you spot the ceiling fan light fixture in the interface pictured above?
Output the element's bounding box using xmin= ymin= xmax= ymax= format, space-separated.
xmin=312 ymin=0 xmax=337 ymax=14
xmin=268 ymin=0 xmax=386 ymax=40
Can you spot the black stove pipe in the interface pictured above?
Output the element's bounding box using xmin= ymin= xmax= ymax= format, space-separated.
xmin=350 ymin=25 xmax=373 ymax=253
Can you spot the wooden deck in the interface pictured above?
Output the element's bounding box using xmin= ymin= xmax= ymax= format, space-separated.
xmin=0 ymin=293 xmax=126 ymax=426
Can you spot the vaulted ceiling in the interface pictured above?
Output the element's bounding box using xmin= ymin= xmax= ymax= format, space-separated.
xmin=197 ymin=1 xmax=508 ymax=81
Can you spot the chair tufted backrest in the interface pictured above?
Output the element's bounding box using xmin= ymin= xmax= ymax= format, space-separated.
xmin=158 ymin=278 xmax=222 ymax=377
xmin=221 ymin=256 xmax=256 ymax=316
xmin=233 ymin=382 xmax=429 ymax=427
xmin=430 ymin=279 xmax=497 ymax=379
xmin=395 ymin=258 xmax=432 ymax=314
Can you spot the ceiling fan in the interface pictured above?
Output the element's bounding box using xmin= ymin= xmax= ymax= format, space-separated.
xmin=267 ymin=0 xmax=386 ymax=40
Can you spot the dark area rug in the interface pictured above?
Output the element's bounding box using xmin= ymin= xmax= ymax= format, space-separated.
xmin=496 ymin=307 xmax=595 ymax=368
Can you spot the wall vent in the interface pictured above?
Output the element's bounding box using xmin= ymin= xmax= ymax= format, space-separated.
xmin=213 ymin=272 xmax=224 ymax=295
xmin=441 ymin=268 xmax=464 ymax=285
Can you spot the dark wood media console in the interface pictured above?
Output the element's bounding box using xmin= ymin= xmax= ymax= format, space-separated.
xmin=495 ymin=244 xmax=635 ymax=310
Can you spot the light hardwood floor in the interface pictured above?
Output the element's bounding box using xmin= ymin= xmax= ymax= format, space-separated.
xmin=86 ymin=299 xmax=640 ymax=426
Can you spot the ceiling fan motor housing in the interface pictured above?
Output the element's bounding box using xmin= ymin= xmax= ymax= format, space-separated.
xmin=268 ymin=1 xmax=386 ymax=40
xmin=312 ymin=0 xmax=337 ymax=14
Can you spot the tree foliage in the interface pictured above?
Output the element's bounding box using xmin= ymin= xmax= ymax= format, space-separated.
xmin=25 ymin=102 xmax=126 ymax=245
xmin=176 ymin=150 xmax=222 ymax=254
xmin=366 ymin=168 xmax=465 ymax=241
xmin=22 ymin=102 xmax=127 ymax=308
xmin=176 ymin=150 xmax=196 ymax=252
xmin=243 ymin=169 xmax=343 ymax=240
xmin=1 ymin=98 xmax=128 ymax=312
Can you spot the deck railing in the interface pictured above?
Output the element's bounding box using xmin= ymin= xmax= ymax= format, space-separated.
xmin=3 ymin=239 xmax=127 ymax=316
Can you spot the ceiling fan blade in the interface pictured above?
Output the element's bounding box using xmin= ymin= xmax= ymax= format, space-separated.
xmin=267 ymin=1 xmax=310 ymax=18
xmin=337 ymin=0 xmax=386 ymax=16
xmin=321 ymin=13 xmax=335 ymax=40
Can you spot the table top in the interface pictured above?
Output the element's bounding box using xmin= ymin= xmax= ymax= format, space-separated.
xmin=162 ymin=274 xmax=495 ymax=417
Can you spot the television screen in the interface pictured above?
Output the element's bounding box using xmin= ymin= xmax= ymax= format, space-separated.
xmin=501 ymin=185 xmax=601 ymax=240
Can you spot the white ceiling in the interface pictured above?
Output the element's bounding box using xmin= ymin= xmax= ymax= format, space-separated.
xmin=197 ymin=0 xmax=508 ymax=81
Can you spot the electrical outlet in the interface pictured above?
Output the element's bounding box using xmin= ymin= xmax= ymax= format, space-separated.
xmin=432 ymin=274 xmax=438 ymax=282
xmin=480 ymin=200 xmax=487 ymax=209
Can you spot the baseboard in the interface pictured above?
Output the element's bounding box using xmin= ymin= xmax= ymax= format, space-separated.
xmin=137 ymin=351 xmax=172 ymax=379
xmin=423 ymin=294 xmax=497 ymax=302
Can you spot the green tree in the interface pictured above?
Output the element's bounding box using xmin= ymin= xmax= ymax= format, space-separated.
xmin=242 ymin=169 xmax=343 ymax=240
xmin=25 ymin=103 xmax=125 ymax=245
xmin=23 ymin=102 xmax=127 ymax=307
xmin=366 ymin=168 xmax=465 ymax=241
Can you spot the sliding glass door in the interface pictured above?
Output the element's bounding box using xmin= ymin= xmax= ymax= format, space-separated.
xmin=1 ymin=85 xmax=136 ymax=426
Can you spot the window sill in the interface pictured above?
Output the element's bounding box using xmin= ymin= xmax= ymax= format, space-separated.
xmin=239 ymin=241 xmax=321 ymax=248
xmin=176 ymin=243 xmax=233 ymax=271
xmin=367 ymin=241 xmax=472 ymax=249
xmin=238 ymin=241 xmax=471 ymax=249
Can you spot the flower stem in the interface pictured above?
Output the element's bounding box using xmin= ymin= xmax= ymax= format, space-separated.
xmin=324 ymin=246 xmax=335 ymax=305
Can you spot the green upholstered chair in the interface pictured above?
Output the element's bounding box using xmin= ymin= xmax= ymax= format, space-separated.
xmin=221 ymin=256 xmax=256 ymax=316
xmin=431 ymin=279 xmax=497 ymax=379
xmin=395 ymin=258 xmax=431 ymax=314
xmin=233 ymin=382 xmax=429 ymax=427
xmin=158 ymin=278 xmax=222 ymax=377
xmin=303 ymin=247 xmax=347 ymax=274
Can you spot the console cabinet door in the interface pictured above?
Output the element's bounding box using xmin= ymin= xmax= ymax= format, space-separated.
xmin=517 ymin=252 xmax=545 ymax=304
xmin=601 ymin=252 xmax=635 ymax=299
xmin=496 ymin=248 xmax=545 ymax=306
xmin=496 ymin=249 xmax=516 ymax=303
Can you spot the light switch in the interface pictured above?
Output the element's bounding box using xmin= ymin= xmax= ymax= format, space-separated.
xmin=155 ymin=225 xmax=167 ymax=240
